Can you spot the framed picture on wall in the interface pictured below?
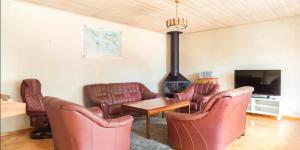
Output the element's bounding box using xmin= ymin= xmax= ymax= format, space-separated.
xmin=83 ymin=24 xmax=122 ymax=58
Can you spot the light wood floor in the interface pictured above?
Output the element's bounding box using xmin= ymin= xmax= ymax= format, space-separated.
xmin=1 ymin=114 xmax=300 ymax=150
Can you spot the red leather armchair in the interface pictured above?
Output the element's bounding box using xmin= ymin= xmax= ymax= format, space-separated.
xmin=43 ymin=96 xmax=133 ymax=150
xmin=166 ymin=86 xmax=254 ymax=150
xmin=84 ymin=82 xmax=160 ymax=119
xmin=20 ymin=79 xmax=51 ymax=139
xmin=174 ymin=83 xmax=219 ymax=112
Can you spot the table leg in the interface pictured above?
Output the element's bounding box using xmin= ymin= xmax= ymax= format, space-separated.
xmin=188 ymin=104 xmax=191 ymax=114
xmin=161 ymin=112 xmax=164 ymax=118
xmin=146 ymin=113 xmax=150 ymax=139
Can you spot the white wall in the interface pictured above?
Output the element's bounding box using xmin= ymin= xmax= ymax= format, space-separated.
xmin=180 ymin=16 xmax=300 ymax=117
xmin=1 ymin=0 xmax=167 ymax=133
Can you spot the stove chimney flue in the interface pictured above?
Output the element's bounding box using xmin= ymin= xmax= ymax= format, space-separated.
xmin=168 ymin=31 xmax=182 ymax=76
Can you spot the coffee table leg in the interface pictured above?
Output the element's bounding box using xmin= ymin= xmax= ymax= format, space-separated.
xmin=146 ymin=113 xmax=150 ymax=139
xmin=188 ymin=104 xmax=191 ymax=114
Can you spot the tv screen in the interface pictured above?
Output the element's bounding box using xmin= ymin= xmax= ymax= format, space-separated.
xmin=234 ymin=70 xmax=281 ymax=96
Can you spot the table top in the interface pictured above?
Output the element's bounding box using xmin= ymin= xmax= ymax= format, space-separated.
xmin=1 ymin=99 xmax=26 ymax=118
xmin=122 ymin=98 xmax=189 ymax=111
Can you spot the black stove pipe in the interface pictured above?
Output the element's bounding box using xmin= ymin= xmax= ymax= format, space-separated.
xmin=168 ymin=31 xmax=182 ymax=77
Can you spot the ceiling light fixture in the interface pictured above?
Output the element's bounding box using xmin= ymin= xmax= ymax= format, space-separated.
xmin=166 ymin=0 xmax=188 ymax=30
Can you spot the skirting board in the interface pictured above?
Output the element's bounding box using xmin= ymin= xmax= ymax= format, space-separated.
xmin=1 ymin=128 xmax=32 ymax=137
xmin=246 ymin=112 xmax=300 ymax=121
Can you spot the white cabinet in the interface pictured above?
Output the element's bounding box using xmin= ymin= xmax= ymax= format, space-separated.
xmin=247 ymin=97 xmax=282 ymax=120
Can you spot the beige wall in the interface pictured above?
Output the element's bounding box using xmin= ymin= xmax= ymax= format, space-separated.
xmin=180 ymin=16 xmax=300 ymax=117
xmin=1 ymin=0 xmax=167 ymax=133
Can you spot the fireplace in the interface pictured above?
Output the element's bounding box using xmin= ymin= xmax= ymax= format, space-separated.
xmin=163 ymin=31 xmax=190 ymax=98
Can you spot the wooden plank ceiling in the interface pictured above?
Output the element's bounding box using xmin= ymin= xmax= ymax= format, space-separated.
xmin=23 ymin=0 xmax=300 ymax=33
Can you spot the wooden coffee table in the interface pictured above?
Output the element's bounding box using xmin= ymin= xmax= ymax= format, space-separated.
xmin=121 ymin=98 xmax=190 ymax=139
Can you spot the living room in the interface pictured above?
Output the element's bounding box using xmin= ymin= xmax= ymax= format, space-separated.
xmin=1 ymin=0 xmax=300 ymax=150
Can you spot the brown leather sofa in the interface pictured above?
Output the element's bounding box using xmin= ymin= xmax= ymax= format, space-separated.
xmin=43 ymin=96 xmax=133 ymax=150
xmin=166 ymin=86 xmax=254 ymax=150
xmin=174 ymin=83 xmax=219 ymax=112
xmin=84 ymin=82 xmax=160 ymax=118
xmin=20 ymin=79 xmax=52 ymax=139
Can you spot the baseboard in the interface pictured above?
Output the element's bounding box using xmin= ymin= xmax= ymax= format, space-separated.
xmin=1 ymin=128 xmax=32 ymax=137
xmin=246 ymin=113 xmax=300 ymax=121
xmin=283 ymin=115 xmax=300 ymax=121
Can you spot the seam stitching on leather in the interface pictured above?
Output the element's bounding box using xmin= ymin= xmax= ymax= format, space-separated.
xmin=192 ymin=122 xmax=208 ymax=150
xmin=181 ymin=121 xmax=194 ymax=150
xmin=170 ymin=120 xmax=182 ymax=148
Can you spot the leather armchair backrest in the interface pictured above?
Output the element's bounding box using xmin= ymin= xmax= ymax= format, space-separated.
xmin=166 ymin=86 xmax=254 ymax=150
xmin=204 ymin=86 xmax=254 ymax=149
xmin=192 ymin=83 xmax=219 ymax=100
xmin=203 ymin=86 xmax=254 ymax=113
xmin=43 ymin=97 xmax=111 ymax=127
xmin=44 ymin=96 xmax=133 ymax=150
xmin=43 ymin=97 xmax=121 ymax=150
xmin=20 ymin=79 xmax=45 ymax=112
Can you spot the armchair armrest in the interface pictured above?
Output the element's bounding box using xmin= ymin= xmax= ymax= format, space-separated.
xmin=174 ymin=84 xmax=195 ymax=100
xmin=85 ymin=92 xmax=112 ymax=118
xmin=165 ymin=111 xmax=208 ymax=121
xmin=77 ymin=108 xmax=133 ymax=128
xmin=104 ymin=115 xmax=134 ymax=128
xmin=143 ymin=92 xmax=160 ymax=100
xmin=140 ymin=84 xmax=160 ymax=100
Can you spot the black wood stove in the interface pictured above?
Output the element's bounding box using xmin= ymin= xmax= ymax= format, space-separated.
xmin=163 ymin=31 xmax=190 ymax=98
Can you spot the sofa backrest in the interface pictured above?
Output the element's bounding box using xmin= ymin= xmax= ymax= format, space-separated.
xmin=109 ymin=83 xmax=142 ymax=104
xmin=84 ymin=84 xmax=110 ymax=104
xmin=84 ymin=82 xmax=143 ymax=105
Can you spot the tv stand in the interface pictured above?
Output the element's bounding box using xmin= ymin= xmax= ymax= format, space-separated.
xmin=247 ymin=96 xmax=282 ymax=120
xmin=252 ymin=95 xmax=270 ymax=99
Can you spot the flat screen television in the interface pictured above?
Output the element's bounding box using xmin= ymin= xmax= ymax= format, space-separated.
xmin=234 ymin=70 xmax=281 ymax=96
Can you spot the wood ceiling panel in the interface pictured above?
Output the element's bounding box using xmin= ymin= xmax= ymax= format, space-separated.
xmin=22 ymin=0 xmax=300 ymax=33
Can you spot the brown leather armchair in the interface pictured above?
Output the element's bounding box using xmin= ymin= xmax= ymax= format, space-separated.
xmin=20 ymin=79 xmax=51 ymax=139
xmin=174 ymin=83 xmax=219 ymax=112
xmin=43 ymin=96 xmax=134 ymax=150
xmin=166 ymin=86 xmax=254 ymax=150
